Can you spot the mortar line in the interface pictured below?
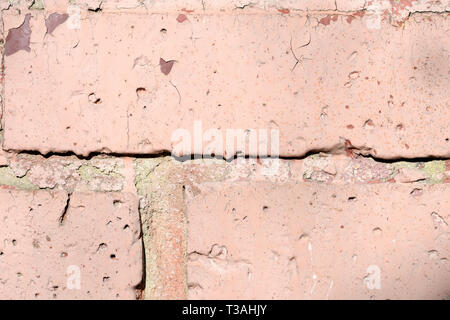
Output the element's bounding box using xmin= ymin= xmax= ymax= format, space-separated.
xmin=9 ymin=149 xmax=450 ymax=163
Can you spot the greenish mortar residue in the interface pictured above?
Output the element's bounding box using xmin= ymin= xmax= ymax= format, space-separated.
xmin=134 ymin=158 xmax=161 ymax=197
xmin=77 ymin=164 xmax=123 ymax=182
xmin=390 ymin=160 xmax=445 ymax=184
xmin=0 ymin=167 xmax=38 ymax=190
xmin=29 ymin=0 xmax=45 ymax=10
xmin=390 ymin=161 xmax=418 ymax=170
xmin=133 ymin=158 xmax=165 ymax=300
xmin=423 ymin=161 xmax=446 ymax=184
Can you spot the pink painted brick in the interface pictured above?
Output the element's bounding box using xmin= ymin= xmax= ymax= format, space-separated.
xmin=187 ymin=181 xmax=449 ymax=299
xmin=0 ymin=190 xmax=142 ymax=299
xmin=3 ymin=11 xmax=449 ymax=158
xmin=41 ymin=0 xmax=338 ymax=12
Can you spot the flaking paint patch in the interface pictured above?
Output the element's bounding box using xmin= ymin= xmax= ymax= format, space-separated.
xmin=45 ymin=13 xmax=69 ymax=35
xmin=160 ymin=58 xmax=175 ymax=75
xmin=4 ymin=14 xmax=32 ymax=57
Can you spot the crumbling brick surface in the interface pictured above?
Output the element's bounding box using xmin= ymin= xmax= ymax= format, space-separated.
xmin=0 ymin=0 xmax=448 ymax=300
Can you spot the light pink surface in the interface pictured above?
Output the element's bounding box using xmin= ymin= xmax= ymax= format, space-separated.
xmin=0 ymin=1 xmax=449 ymax=300
xmin=0 ymin=190 xmax=142 ymax=299
xmin=3 ymin=11 xmax=449 ymax=158
xmin=187 ymin=181 xmax=449 ymax=299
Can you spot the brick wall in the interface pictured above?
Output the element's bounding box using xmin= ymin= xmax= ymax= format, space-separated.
xmin=0 ymin=0 xmax=448 ymax=299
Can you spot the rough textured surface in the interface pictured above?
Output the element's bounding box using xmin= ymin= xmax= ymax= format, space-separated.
xmin=0 ymin=190 xmax=143 ymax=299
xmin=0 ymin=0 xmax=449 ymax=300
xmin=187 ymin=181 xmax=449 ymax=299
xmin=134 ymin=156 xmax=450 ymax=299
xmin=3 ymin=153 xmax=134 ymax=192
xmin=3 ymin=10 xmax=449 ymax=158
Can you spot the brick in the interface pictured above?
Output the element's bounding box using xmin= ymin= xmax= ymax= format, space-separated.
xmin=134 ymin=156 xmax=292 ymax=299
xmin=29 ymin=0 xmax=339 ymax=12
xmin=187 ymin=181 xmax=449 ymax=299
xmin=135 ymin=156 xmax=448 ymax=298
xmin=1 ymin=0 xmax=449 ymax=301
xmin=0 ymin=190 xmax=142 ymax=299
xmin=3 ymin=11 xmax=449 ymax=158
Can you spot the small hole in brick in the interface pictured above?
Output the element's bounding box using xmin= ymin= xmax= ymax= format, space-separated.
xmin=88 ymin=93 xmax=101 ymax=104
xmin=110 ymin=254 xmax=116 ymax=259
xmin=136 ymin=87 xmax=146 ymax=98
xmin=263 ymin=206 xmax=269 ymax=212
xmin=160 ymin=28 xmax=167 ymax=33
xmin=348 ymin=196 xmax=357 ymax=202
xmin=123 ymin=224 xmax=129 ymax=230
xmin=12 ymin=239 xmax=17 ymax=246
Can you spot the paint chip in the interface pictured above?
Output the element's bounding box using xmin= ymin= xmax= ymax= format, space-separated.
xmin=160 ymin=58 xmax=175 ymax=75
xmin=45 ymin=13 xmax=69 ymax=35
xmin=5 ymin=14 xmax=32 ymax=57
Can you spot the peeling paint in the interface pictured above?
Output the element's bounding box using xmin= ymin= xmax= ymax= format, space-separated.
xmin=45 ymin=13 xmax=69 ymax=35
xmin=159 ymin=58 xmax=175 ymax=75
xmin=4 ymin=13 xmax=32 ymax=57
